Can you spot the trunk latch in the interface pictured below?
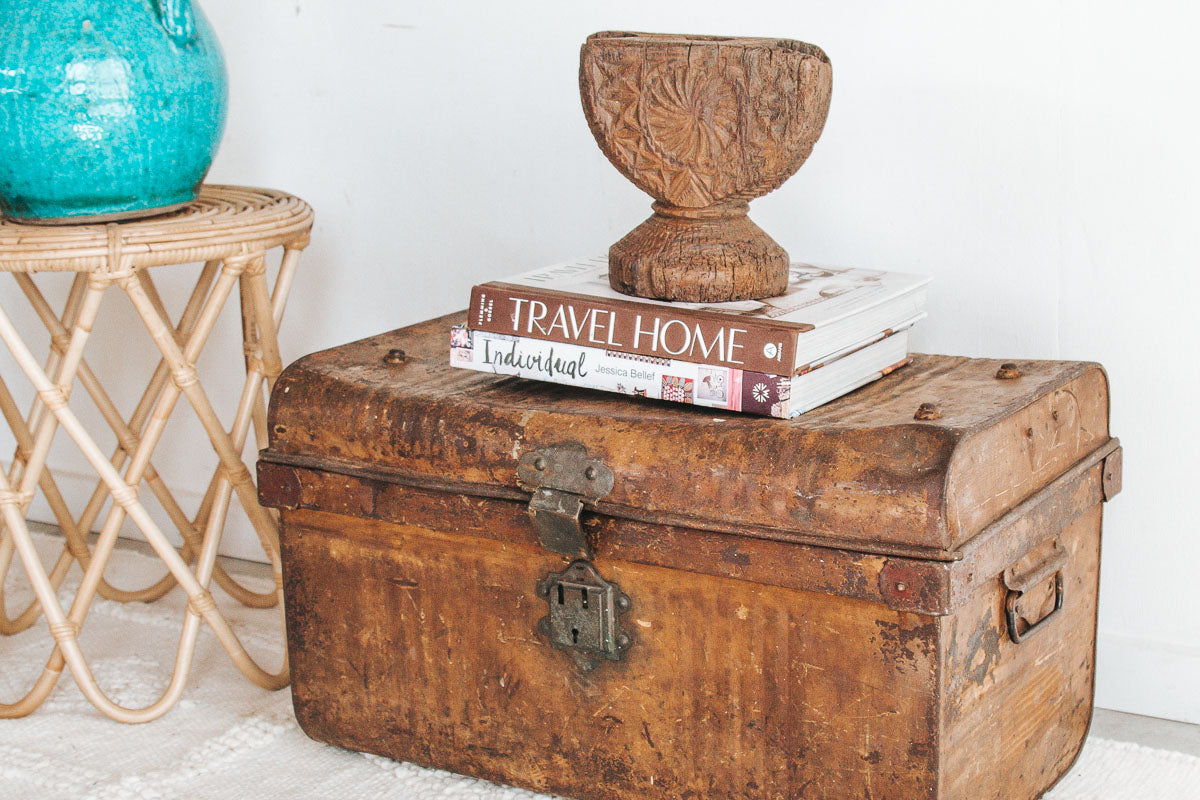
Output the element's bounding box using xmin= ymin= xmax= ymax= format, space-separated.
xmin=517 ymin=443 xmax=614 ymax=558
xmin=537 ymin=561 xmax=632 ymax=670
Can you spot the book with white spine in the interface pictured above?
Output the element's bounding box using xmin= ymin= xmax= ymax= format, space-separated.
xmin=449 ymin=318 xmax=921 ymax=419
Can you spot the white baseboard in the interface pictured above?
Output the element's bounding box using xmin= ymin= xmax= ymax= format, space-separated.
xmin=1095 ymin=631 xmax=1200 ymax=725
xmin=11 ymin=461 xmax=271 ymax=564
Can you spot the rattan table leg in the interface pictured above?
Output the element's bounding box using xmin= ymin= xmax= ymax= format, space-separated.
xmin=68 ymin=260 xmax=218 ymax=588
xmin=120 ymin=269 xmax=281 ymax=540
xmin=0 ymin=268 xmax=184 ymax=615
xmin=0 ymin=277 xmax=103 ymax=630
xmin=0 ymin=265 xmax=287 ymax=721
xmin=19 ymin=274 xmax=87 ymax=452
xmin=0 ymin=186 xmax=311 ymax=721
xmin=14 ymin=269 xmax=276 ymax=607
xmin=0 ymin=375 xmax=90 ymax=634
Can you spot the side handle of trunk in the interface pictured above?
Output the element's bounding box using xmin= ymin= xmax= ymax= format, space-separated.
xmin=1002 ymin=544 xmax=1069 ymax=644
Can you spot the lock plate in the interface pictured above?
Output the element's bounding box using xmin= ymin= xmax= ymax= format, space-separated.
xmin=537 ymin=561 xmax=632 ymax=671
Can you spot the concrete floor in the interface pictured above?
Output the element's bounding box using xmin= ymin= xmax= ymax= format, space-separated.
xmin=1091 ymin=708 xmax=1200 ymax=757
xmin=22 ymin=525 xmax=1200 ymax=758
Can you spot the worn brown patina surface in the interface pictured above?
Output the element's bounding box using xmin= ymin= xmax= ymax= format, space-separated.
xmin=259 ymin=313 xmax=1120 ymax=800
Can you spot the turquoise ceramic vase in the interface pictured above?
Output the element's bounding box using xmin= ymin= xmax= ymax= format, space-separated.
xmin=0 ymin=0 xmax=227 ymax=222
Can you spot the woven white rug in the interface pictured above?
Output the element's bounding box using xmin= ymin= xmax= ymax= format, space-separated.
xmin=0 ymin=534 xmax=1197 ymax=800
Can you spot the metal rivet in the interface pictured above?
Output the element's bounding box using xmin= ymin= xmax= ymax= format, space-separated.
xmin=584 ymin=465 xmax=597 ymax=480
xmin=995 ymin=362 xmax=1022 ymax=380
xmin=895 ymin=582 xmax=907 ymax=592
xmin=383 ymin=348 xmax=406 ymax=365
xmin=533 ymin=457 xmax=546 ymax=471
xmin=617 ymin=596 xmax=630 ymax=610
xmin=617 ymin=633 xmax=631 ymax=648
xmin=914 ymin=402 xmax=942 ymax=421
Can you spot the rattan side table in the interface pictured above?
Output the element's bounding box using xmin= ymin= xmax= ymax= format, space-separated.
xmin=0 ymin=185 xmax=313 ymax=722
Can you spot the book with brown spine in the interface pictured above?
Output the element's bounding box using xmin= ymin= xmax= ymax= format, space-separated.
xmin=467 ymin=257 xmax=930 ymax=375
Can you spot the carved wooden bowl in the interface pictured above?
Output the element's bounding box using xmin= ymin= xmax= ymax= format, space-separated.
xmin=580 ymin=32 xmax=832 ymax=302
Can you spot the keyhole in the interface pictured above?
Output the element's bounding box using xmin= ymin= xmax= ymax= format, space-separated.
xmin=581 ymin=588 xmax=589 ymax=609
xmin=557 ymin=585 xmax=564 ymax=605
xmin=572 ymin=628 xmax=579 ymax=644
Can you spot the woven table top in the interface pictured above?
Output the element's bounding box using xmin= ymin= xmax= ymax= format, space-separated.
xmin=0 ymin=185 xmax=313 ymax=273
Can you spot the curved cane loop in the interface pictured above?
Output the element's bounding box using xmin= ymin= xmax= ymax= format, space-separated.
xmin=187 ymin=452 xmax=288 ymax=689
xmin=1 ymin=451 xmax=185 ymax=718
xmin=0 ymin=261 xmax=237 ymax=709
xmin=0 ymin=460 xmax=224 ymax=723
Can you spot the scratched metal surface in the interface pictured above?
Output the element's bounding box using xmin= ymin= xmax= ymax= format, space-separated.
xmin=264 ymin=313 xmax=1111 ymax=555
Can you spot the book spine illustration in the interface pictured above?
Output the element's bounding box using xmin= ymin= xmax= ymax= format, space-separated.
xmin=449 ymin=325 xmax=792 ymax=419
xmin=468 ymin=282 xmax=809 ymax=374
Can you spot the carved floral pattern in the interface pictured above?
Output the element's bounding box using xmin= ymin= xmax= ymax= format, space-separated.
xmin=581 ymin=37 xmax=832 ymax=209
xmin=639 ymin=66 xmax=739 ymax=205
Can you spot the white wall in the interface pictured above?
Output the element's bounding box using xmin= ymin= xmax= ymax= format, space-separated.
xmin=4 ymin=1 xmax=1197 ymax=724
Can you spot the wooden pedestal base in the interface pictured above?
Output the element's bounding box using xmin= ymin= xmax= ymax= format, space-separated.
xmin=608 ymin=202 xmax=789 ymax=302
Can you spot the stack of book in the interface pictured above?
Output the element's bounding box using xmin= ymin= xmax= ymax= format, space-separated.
xmin=450 ymin=256 xmax=929 ymax=419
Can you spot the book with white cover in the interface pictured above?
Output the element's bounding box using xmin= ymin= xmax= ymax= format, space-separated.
xmin=467 ymin=257 xmax=929 ymax=375
xmin=449 ymin=322 xmax=917 ymax=419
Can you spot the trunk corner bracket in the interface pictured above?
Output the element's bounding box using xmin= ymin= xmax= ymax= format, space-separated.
xmin=1101 ymin=445 xmax=1122 ymax=502
xmin=517 ymin=443 xmax=614 ymax=558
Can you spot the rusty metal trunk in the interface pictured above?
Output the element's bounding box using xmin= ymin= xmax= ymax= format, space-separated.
xmin=259 ymin=314 xmax=1121 ymax=800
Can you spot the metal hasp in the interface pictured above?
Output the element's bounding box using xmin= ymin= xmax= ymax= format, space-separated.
xmin=516 ymin=443 xmax=614 ymax=558
xmin=537 ymin=560 xmax=632 ymax=671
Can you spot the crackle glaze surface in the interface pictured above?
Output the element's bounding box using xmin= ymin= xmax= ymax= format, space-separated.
xmin=0 ymin=0 xmax=227 ymax=221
